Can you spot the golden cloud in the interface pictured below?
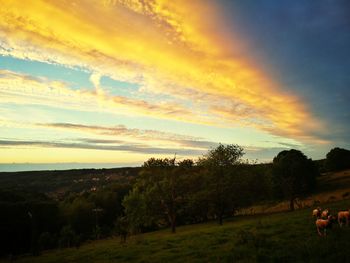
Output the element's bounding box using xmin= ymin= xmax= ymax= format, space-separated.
xmin=0 ymin=0 xmax=325 ymax=143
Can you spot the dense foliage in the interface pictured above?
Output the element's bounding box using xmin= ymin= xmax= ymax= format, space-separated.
xmin=0 ymin=183 xmax=131 ymax=257
xmin=272 ymin=149 xmax=318 ymax=210
xmin=123 ymin=158 xmax=194 ymax=233
xmin=123 ymin=144 xmax=272 ymax=233
xmin=326 ymin=147 xmax=350 ymax=172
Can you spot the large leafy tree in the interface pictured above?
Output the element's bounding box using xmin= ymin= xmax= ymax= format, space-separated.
xmin=197 ymin=144 xmax=244 ymax=225
xmin=123 ymin=158 xmax=193 ymax=233
xmin=325 ymin=147 xmax=350 ymax=172
xmin=272 ymin=149 xmax=318 ymax=211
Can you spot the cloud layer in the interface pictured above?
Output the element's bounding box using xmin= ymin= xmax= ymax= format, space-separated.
xmin=0 ymin=139 xmax=205 ymax=155
xmin=0 ymin=69 xmax=208 ymax=124
xmin=0 ymin=0 xmax=325 ymax=143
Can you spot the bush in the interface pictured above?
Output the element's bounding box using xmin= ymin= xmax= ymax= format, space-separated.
xmin=38 ymin=232 xmax=56 ymax=251
xmin=59 ymin=225 xmax=80 ymax=248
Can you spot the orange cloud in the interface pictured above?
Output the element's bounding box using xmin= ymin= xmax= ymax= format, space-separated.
xmin=0 ymin=0 xmax=325 ymax=143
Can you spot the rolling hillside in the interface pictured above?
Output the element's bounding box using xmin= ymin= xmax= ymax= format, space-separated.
xmin=2 ymin=168 xmax=350 ymax=262
xmin=11 ymin=198 xmax=350 ymax=263
xmin=0 ymin=167 xmax=140 ymax=199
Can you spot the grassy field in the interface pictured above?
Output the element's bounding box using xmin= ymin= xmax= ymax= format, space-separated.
xmin=9 ymin=198 xmax=350 ymax=263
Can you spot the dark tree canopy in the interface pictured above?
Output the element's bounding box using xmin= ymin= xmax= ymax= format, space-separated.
xmin=197 ymin=144 xmax=245 ymax=225
xmin=272 ymin=149 xmax=318 ymax=211
xmin=198 ymin=144 xmax=244 ymax=168
xmin=326 ymin=147 xmax=350 ymax=172
xmin=123 ymin=157 xmax=194 ymax=233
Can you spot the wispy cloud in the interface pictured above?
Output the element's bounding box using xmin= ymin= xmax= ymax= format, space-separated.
xmin=0 ymin=69 xmax=211 ymax=124
xmin=38 ymin=122 xmax=219 ymax=149
xmin=0 ymin=0 xmax=325 ymax=143
xmin=76 ymin=137 xmax=219 ymax=150
xmin=277 ymin=142 xmax=301 ymax=148
xmin=37 ymin=122 xmax=202 ymax=142
xmin=1 ymin=118 xmax=218 ymax=150
xmin=0 ymin=138 xmax=291 ymax=161
xmin=0 ymin=139 xmax=206 ymax=156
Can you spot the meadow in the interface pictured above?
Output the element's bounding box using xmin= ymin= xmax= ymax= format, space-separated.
xmin=12 ymin=198 xmax=350 ymax=263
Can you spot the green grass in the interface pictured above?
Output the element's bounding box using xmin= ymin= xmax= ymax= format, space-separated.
xmin=9 ymin=199 xmax=350 ymax=263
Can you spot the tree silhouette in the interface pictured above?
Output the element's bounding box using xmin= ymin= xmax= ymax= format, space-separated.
xmin=197 ymin=144 xmax=244 ymax=225
xmin=326 ymin=147 xmax=350 ymax=172
xmin=272 ymin=149 xmax=318 ymax=211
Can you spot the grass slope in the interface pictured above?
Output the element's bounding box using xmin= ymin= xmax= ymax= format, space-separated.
xmin=12 ymin=199 xmax=350 ymax=263
xmin=239 ymin=169 xmax=350 ymax=215
xmin=317 ymin=169 xmax=350 ymax=193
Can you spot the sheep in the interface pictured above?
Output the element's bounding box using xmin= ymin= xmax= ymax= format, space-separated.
xmin=337 ymin=210 xmax=350 ymax=227
xmin=312 ymin=207 xmax=321 ymax=218
xmin=316 ymin=215 xmax=334 ymax=236
xmin=321 ymin=209 xmax=330 ymax=219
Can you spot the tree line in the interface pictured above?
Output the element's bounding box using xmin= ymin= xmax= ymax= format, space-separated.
xmin=0 ymin=183 xmax=131 ymax=257
xmin=122 ymin=145 xmax=318 ymax=234
xmin=121 ymin=146 xmax=350 ymax=233
xmin=1 ymin=145 xmax=349 ymax=257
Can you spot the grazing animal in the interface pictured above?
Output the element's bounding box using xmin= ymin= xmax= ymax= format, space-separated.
xmin=338 ymin=210 xmax=350 ymax=227
xmin=312 ymin=207 xmax=321 ymax=218
xmin=321 ymin=209 xmax=330 ymax=219
xmin=316 ymin=215 xmax=334 ymax=236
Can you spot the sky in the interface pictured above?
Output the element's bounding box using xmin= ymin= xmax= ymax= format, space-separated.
xmin=0 ymin=0 xmax=349 ymax=171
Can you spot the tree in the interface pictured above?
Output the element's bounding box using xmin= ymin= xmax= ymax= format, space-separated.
xmin=272 ymin=149 xmax=318 ymax=211
xmin=122 ymin=187 xmax=159 ymax=233
xmin=325 ymin=147 xmax=350 ymax=172
xmin=197 ymin=144 xmax=244 ymax=225
xmin=123 ymin=158 xmax=193 ymax=233
xmin=60 ymin=197 xmax=95 ymax=238
xmin=114 ymin=216 xmax=129 ymax=243
xmin=59 ymin=225 xmax=79 ymax=248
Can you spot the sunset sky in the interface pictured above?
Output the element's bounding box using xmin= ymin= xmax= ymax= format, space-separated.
xmin=0 ymin=0 xmax=349 ymax=171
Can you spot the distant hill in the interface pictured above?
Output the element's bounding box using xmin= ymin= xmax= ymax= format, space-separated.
xmin=0 ymin=167 xmax=140 ymax=199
